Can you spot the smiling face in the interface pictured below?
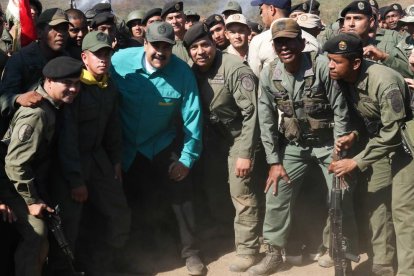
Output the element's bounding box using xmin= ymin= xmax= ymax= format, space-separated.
xmin=188 ymin=36 xmax=216 ymax=71
xmin=45 ymin=77 xmax=81 ymax=104
xmin=225 ymin=23 xmax=250 ymax=50
xmin=273 ymin=37 xmax=305 ymax=65
xmin=81 ymin=48 xmax=112 ymax=79
xmin=144 ymin=40 xmax=173 ymax=69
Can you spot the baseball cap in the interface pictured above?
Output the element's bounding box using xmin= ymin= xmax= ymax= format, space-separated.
xmin=146 ymin=21 xmax=176 ymax=45
xmin=223 ymin=1 xmax=243 ymax=14
xmin=251 ymin=0 xmax=291 ymax=10
xmin=271 ymin=18 xmax=301 ymax=40
xmin=225 ymin=13 xmax=248 ymax=27
xmin=296 ymin=13 xmax=322 ymax=29
xmin=82 ymin=31 xmax=112 ymax=52
xmin=37 ymin=8 xmax=71 ymax=26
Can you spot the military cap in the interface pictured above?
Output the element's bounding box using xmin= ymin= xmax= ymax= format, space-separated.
xmin=247 ymin=21 xmax=263 ymax=33
xmin=161 ymin=1 xmax=183 ymax=18
xmin=271 ymin=18 xmax=301 ymax=40
xmin=399 ymin=5 xmax=414 ymax=24
xmin=126 ymin=10 xmax=145 ymax=27
xmin=90 ymin=12 xmax=115 ymax=28
xmin=406 ymin=4 xmax=414 ymax=17
xmin=340 ymin=1 xmax=373 ymax=17
xmin=290 ymin=3 xmax=307 ymax=13
xmin=37 ymin=8 xmax=71 ymax=26
xmin=185 ymin=10 xmax=200 ymax=21
xmin=323 ymin=32 xmax=363 ymax=54
xmin=82 ymin=31 xmax=112 ymax=52
xmin=146 ymin=21 xmax=176 ymax=45
xmin=225 ymin=14 xmax=248 ymax=27
xmin=383 ymin=3 xmax=403 ymax=17
xmin=251 ymin=0 xmax=291 ymax=10
xmin=364 ymin=0 xmax=378 ymax=10
xmin=297 ymin=13 xmax=322 ymax=29
xmin=92 ymin=3 xmax=112 ymax=14
xmin=142 ymin=8 xmax=162 ymax=26
xmin=29 ymin=0 xmax=43 ymax=15
xmin=379 ymin=6 xmax=387 ymax=19
xmin=183 ymin=22 xmax=210 ymax=48
xmin=223 ymin=1 xmax=243 ymax=14
xmin=42 ymin=56 xmax=83 ymax=79
xmin=304 ymin=0 xmax=320 ymax=11
xmin=204 ymin=14 xmax=225 ymax=29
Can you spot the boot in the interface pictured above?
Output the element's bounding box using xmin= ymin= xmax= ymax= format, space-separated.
xmin=229 ymin=254 xmax=257 ymax=272
xmin=185 ymin=255 xmax=205 ymax=275
xmin=247 ymin=244 xmax=283 ymax=276
xmin=318 ymin=251 xmax=334 ymax=268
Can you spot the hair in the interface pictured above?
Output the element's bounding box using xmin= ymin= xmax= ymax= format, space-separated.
xmin=341 ymin=51 xmax=363 ymax=61
xmin=66 ymin=9 xmax=87 ymax=22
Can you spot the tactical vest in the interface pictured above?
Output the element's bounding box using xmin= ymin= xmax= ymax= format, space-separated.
xmin=268 ymin=52 xmax=334 ymax=145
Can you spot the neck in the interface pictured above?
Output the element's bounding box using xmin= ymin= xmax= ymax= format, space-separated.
xmin=284 ymin=57 xmax=301 ymax=74
xmin=175 ymin=30 xmax=185 ymax=41
xmin=233 ymin=45 xmax=248 ymax=58
xmin=40 ymin=42 xmax=61 ymax=61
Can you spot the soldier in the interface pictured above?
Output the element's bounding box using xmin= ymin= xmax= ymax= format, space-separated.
xmin=247 ymin=21 xmax=262 ymax=43
xmin=205 ymin=14 xmax=230 ymax=51
xmin=126 ymin=10 xmax=146 ymax=44
xmin=0 ymin=8 xmax=71 ymax=136
xmin=296 ymin=13 xmax=323 ymax=52
xmin=0 ymin=56 xmax=83 ymax=276
xmin=397 ymin=7 xmax=414 ymax=59
xmin=248 ymin=18 xmax=356 ymax=275
xmin=326 ymin=32 xmax=414 ymax=276
xmin=111 ymin=21 xmax=204 ymax=275
xmin=142 ymin=8 xmax=162 ymax=28
xmin=66 ymin=8 xmax=89 ymax=60
xmin=222 ymin=1 xmax=243 ymax=19
xmin=161 ymin=1 xmax=190 ymax=62
xmin=184 ymin=22 xmax=262 ymax=273
xmin=289 ymin=2 xmax=307 ymax=20
xmin=184 ymin=10 xmax=200 ymax=30
xmin=341 ymin=1 xmax=413 ymax=78
xmin=223 ymin=14 xmax=251 ymax=62
xmin=383 ymin=3 xmax=404 ymax=32
xmin=48 ymin=31 xmax=131 ymax=275
xmin=90 ymin=12 xmax=116 ymax=45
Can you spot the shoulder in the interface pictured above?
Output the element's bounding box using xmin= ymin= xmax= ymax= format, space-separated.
xmin=250 ymin=30 xmax=270 ymax=47
xmin=167 ymin=55 xmax=195 ymax=77
xmin=111 ymin=47 xmax=144 ymax=74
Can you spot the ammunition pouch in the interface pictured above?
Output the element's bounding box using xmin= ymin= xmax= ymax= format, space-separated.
xmin=281 ymin=117 xmax=301 ymax=142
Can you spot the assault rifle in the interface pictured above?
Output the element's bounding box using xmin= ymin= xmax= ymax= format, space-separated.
xmin=329 ymin=153 xmax=360 ymax=276
xmin=43 ymin=206 xmax=85 ymax=276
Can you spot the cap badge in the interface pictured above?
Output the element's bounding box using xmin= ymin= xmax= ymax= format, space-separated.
xmin=338 ymin=41 xmax=347 ymax=51
xmin=215 ymin=15 xmax=222 ymax=21
xmin=96 ymin=32 xmax=107 ymax=42
xmin=358 ymin=2 xmax=365 ymax=10
xmin=276 ymin=21 xmax=286 ymax=31
xmin=175 ymin=3 xmax=180 ymax=10
xmin=393 ymin=4 xmax=398 ymax=10
xmin=158 ymin=25 xmax=167 ymax=34
xmin=369 ymin=0 xmax=375 ymax=6
xmin=233 ymin=14 xmax=240 ymax=20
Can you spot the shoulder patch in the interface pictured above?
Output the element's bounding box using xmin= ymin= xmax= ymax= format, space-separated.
xmin=387 ymin=89 xmax=403 ymax=113
xmin=240 ymin=74 xmax=255 ymax=92
xmin=18 ymin=124 xmax=34 ymax=142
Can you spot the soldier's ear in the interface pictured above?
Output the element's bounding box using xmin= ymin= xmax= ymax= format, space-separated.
xmin=352 ymin=58 xmax=362 ymax=71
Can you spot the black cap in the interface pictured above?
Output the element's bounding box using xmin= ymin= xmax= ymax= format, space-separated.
xmin=304 ymin=0 xmax=320 ymax=11
xmin=42 ymin=56 xmax=83 ymax=79
xmin=247 ymin=21 xmax=263 ymax=33
xmin=90 ymin=12 xmax=115 ymax=28
xmin=383 ymin=3 xmax=403 ymax=17
xmin=183 ymin=22 xmax=210 ymax=48
xmin=142 ymin=8 xmax=162 ymax=25
xmin=29 ymin=0 xmax=43 ymax=15
xmin=323 ymin=32 xmax=363 ymax=54
xmin=92 ymin=3 xmax=112 ymax=14
xmin=341 ymin=1 xmax=373 ymax=17
xmin=161 ymin=1 xmax=183 ymax=18
xmin=364 ymin=0 xmax=378 ymax=10
xmin=204 ymin=14 xmax=224 ymax=29
xmin=290 ymin=3 xmax=307 ymax=13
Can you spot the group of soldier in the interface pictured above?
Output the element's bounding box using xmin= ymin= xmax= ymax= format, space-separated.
xmin=0 ymin=0 xmax=413 ymax=276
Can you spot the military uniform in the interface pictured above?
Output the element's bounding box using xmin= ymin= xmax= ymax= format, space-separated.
xmin=173 ymin=40 xmax=191 ymax=63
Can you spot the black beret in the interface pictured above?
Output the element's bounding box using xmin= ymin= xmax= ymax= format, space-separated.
xmin=383 ymin=3 xmax=403 ymax=17
xmin=247 ymin=21 xmax=263 ymax=33
xmin=323 ymin=32 xmax=363 ymax=55
xmin=304 ymin=0 xmax=320 ymax=11
xmin=341 ymin=1 xmax=373 ymax=17
xmin=204 ymin=14 xmax=224 ymax=29
xmin=379 ymin=6 xmax=388 ymax=19
xmin=290 ymin=3 xmax=307 ymax=13
xmin=90 ymin=12 xmax=115 ymax=28
xmin=42 ymin=56 xmax=83 ymax=79
xmin=92 ymin=3 xmax=112 ymax=14
xmin=183 ymin=22 xmax=210 ymax=48
xmin=142 ymin=8 xmax=162 ymax=25
xmin=161 ymin=1 xmax=183 ymax=18
xmin=364 ymin=0 xmax=378 ymax=10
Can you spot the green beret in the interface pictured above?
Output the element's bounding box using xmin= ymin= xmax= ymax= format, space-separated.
xmin=323 ymin=33 xmax=363 ymax=55
xmin=142 ymin=8 xmax=162 ymax=26
xmin=161 ymin=1 xmax=183 ymax=18
xmin=42 ymin=56 xmax=83 ymax=79
xmin=341 ymin=1 xmax=373 ymax=17
xmin=204 ymin=14 xmax=224 ymax=29
xmin=183 ymin=22 xmax=210 ymax=48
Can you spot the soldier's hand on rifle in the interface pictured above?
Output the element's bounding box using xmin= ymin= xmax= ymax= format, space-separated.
xmin=329 ymin=159 xmax=357 ymax=177
xmin=0 ymin=203 xmax=16 ymax=223
xmin=71 ymin=185 xmax=88 ymax=203
xmin=363 ymin=45 xmax=389 ymax=62
xmin=265 ymin=164 xmax=291 ymax=195
xmin=28 ymin=201 xmax=53 ymax=217
xmin=235 ymin=157 xmax=252 ymax=178
xmin=16 ymin=91 xmax=43 ymax=107
xmin=335 ymin=132 xmax=357 ymax=154
xmin=169 ymin=161 xmax=189 ymax=182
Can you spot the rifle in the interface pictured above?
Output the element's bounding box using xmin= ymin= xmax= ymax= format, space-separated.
xmin=43 ymin=206 xmax=85 ymax=276
xmin=329 ymin=152 xmax=360 ymax=276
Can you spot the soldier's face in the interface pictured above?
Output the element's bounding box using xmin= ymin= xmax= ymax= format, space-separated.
xmin=95 ymin=24 xmax=116 ymax=42
xmin=225 ymin=23 xmax=250 ymax=50
xmin=273 ymin=37 xmax=305 ymax=64
xmin=129 ymin=20 xmax=145 ymax=38
xmin=81 ymin=48 xmax=112 ymax=78
xmin=327 ymin=54 xmax=359 ymax=81
xmin=385 ymin=11 xmax=401 ymax=30
xmin=146 ymin=15 xmax=162 ymax=29
xmin=68 ymin=19 xmax=88 ymax=47
xmin=210 ymin=23 xmax=227 ymax=47
xmin=165 ymin=12 xmax=186 ymax=34
xmin=47 ymin=77 xmax=81 ymax=104
xmin=144 ymin=40 xmax=173 ymax=69
xmin=289 ymin=11 xmax=305 ymax=21
xmin=44 ymin=23 xmax=69 ymax=52
xmin=188 ymin=37 xmax=216 ymax=70
xmin=344 ymin=13 xmax=373 ymax=37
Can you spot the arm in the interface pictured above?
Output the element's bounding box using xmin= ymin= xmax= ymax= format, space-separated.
xmin=247 ymin=35 xmax=262 ymax=77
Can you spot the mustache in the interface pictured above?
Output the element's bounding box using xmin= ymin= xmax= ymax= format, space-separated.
xmin=154 ymin=54 xmax=166 ymax=60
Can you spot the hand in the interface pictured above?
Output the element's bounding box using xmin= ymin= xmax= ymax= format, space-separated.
xmin=168 ymin=161 xmax=190 ymax=182
xmin=335 ymin=132 xmax=357 ymax=154
xmin=363 ymin=45 xmax=388 ymax=61
xmin=27 ymin=202 xmax=53 ymax=217
xmin=235 ymin=158 xmax=252 ymax=178
xmin=265 ymin=164 xmax=291 ymax=195
xmin=328 ymin=159 xmax=358 ymax=177
xmin=405 ymin=78 xmax=414 ymax=89
xmin=0 ymin=203 xmax=16 ymax=223
xmin=71 ymin=185 xmax=88 ymax=203
xmin=114 ymin=163 xmax=123 ymax=183
xmin=16 ymin=91 xmax=43 ymax=107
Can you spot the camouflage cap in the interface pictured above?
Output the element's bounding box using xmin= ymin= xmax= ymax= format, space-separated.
xmin=42 ymin=56 xmax=83 ymax=79
xmin=223 ymin=1 xmax=243 ymax=14
xmin=161 ymin=1 xmax=183 ymax=18
xmin=146 ymin=21 xmax=176 ymax=45
xmin=183 ymin=22 xmax=210 ymax=48
xmin=297 ymin=13 xmax=322 ymax=29
xmin=225 ymin=13 xmax=248 ymax=27
xmin=271 ymin=18 xmax=301 ymax=40
xmin=340 ymin=1 xmax=373 ymax=17
xmin=142 ymin=8 xmax=162 ymax=26
xmin=82 ymin=31 xmax=112 ymax=52
xmin=204 ymin=14 xmax=225 ymax=29
xmin=37 ymin=8 xmax=70 ymax=26
xmin=323 ymin=32 xmax=363 ymax=55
